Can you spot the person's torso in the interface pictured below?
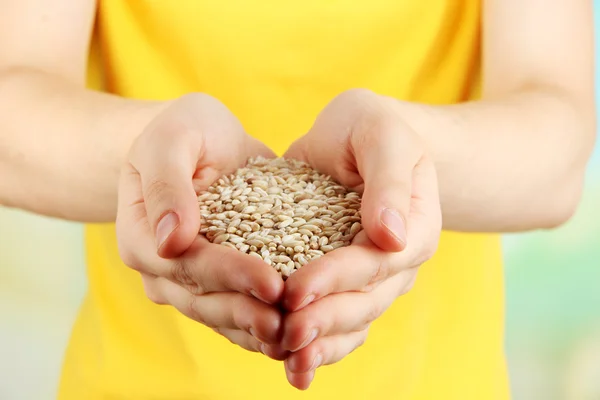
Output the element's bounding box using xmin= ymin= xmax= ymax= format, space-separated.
xmin=59 ymin=1 xmax=509 ymax=399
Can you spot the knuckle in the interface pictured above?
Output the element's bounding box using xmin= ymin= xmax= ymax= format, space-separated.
xmin=187 ymin=294 xmax=211 ymax=327
xmin=181 ymin=92 xmax=212 ymax=105
xmin=184 ymin=281 xmax=205 ymax=296
xmin=172 ymin=259 xmax=208 ymax=296
xmin=203 ymin=248 xmax=240 ymax=293
xmin=145 ymin=288 xmax=166 ymax=305
xmin=413 ymin=241 xmax=438 ymax=267
xmin=117 ymin=245 xmax=139 ymax=270
xmin=144 ymin=178 xmax=170 ymax=208
xmin=231 ymin=295 xmax=252 ymax=333
xmin=116 ymin=227 xmax=141 ymax=270
xmin=215 ymin=250 xmax=235 ymax=281
xmin=356 ymin=330 xmax=369 ymax=349
xmin=361 ymin=298 xmax=383 ymax=329
xmin=340 ymin=88 xmax=377 ymax=104
xmin=401 ymin=273 xmax=418 ymax=295
xmin=368 ymin=255 xmax=390 ymax=284
xmin=141 ymin=277 xmax=166 ymax=305
xmin=181 ymin=93 xmax=225 ymax=115
xmin=351 ymin=117 xmax=383 ymax=149
xmin=171 ymin=260 xmax=195 ymax=286
xmin=405 ymin=219 xmax=440 ymax=268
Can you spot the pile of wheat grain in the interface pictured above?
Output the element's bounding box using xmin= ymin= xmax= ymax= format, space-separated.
xmin=198 ymin=157 xmax=362 ymax=278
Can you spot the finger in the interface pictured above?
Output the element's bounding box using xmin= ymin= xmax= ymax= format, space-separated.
xmin=117 ymin=213 xmax=284 ymax=303
xmin=285 ymin=367 xmax=315 ymax=391
xmin=174 ymin=238 xmax=285 ymax=303
xmin=261 ymin=343 xmax=290 ymax=361
xmin=285 ymin=90 xmax=421 ymax=252
xmin=215 ymin=327 xmax=262 ymax=353
xmin=283 ymin=158 xmax=440 ymax=311
xmin=214 ymin=328 xmax=287 ymax=361
xmin=128 ymin=122 xmax=202 ymax=258
xmin=154 ymin=277 xmax=283 ymax=344
xmin=282 ymin=270 xmax=416 ymax=351
xmin=283 ymin=91 xmax=367 ymax=191
xmin=351 ymin=101 xmax=424 ymax=252
xmin=116 ymin=161 xmax=153 ymax=254
xmin=282 ymin=236 xmax=384 ymax=311
xmin=403 ymin=156 xmax=442 ymax=266
xmin=285 ymin=329 xmax=369 ymax=375
xmin=177 ymin=93 xmax=277 ymax=172
xmin=116 ymin=162 xmax=165 ymax=275
xmin=215 ymin=328 xmax=290 ymax=361
xmin=124 ymin=93 xmax=278 ymax=257
xmin=140 ymin=273 xmax=168 ymax=305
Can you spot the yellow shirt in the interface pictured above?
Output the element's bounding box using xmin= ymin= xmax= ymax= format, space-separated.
xmin=59 ymin=1 xmax=509 ymax=398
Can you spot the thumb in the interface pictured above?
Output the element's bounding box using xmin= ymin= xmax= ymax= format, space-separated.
xmin=145 ymin=173 xmax=200 ymax=259
xmin=133 ymin=132 xmax=202 ymax=259
xmin=283 ymin=136 xmax=311 ymax=164
xmin=361 ymin=169 xmax=410 ymax=253
xmin=356 ymin=130 xmax=421 ymax=253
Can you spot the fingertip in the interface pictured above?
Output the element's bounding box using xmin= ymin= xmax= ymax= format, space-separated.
xmin=362 ymin=181 xmax=409 ymax=252
xmin=261 ymin=344 xmax=289 ymax=361
xmin=249 ymin=140 xmax=277 ymax=160
xmin=282 ymin=138 xmax=309 ymax=164
xmin=156 ymin=200 xmax=202 ymax=258
xmin=363 ymin=208 xmax=407 ymax=253
xmin=285 ymin=366 xmax=315 ymax=391
xmin=157 ymin=213 xmax=199 ymax=258
xmin=282 ymin=283 xmax=316 ymax=312
xmin=284 ymin=354 xmax=300 ymax=374
xmin=249 ymin=301 xmax=283 ymax=345
xmin=281 ymin=313 xmax=312 ymax=352
xmin=250 ymin=267 xmax=285 ymax=305
xmin=282 ymin=267 xmax=321 ymax=311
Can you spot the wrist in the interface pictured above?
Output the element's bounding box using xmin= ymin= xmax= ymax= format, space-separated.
xmin=118 ymin=99 xmax=173 ymax=159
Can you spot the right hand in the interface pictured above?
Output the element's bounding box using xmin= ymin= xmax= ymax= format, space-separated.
xmin=116 ymin=93 xmax=287 ymax=360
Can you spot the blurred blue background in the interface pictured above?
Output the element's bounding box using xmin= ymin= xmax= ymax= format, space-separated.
xmin=0 ymin=4 xmax=599 ymax=400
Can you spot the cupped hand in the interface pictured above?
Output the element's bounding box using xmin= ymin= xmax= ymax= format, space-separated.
xmin=281 ymin=89 xmax=442 ymax=389
xmin=116 ymin=93 xmax=287 ymax=360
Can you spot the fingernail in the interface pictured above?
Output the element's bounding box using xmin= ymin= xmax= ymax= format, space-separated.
xmin=260 ymin=343 xmax=267 ymax=354
xmin=292 ymin=328 xmax=319 ymax=352
xmin=250 ymin=289 xmax=269 ymax=304
xmin=310 ymin=353 xmax=323 ymax=370
xmin=381 ymin=208 xmax=407 ymax=246
xmin=156 ymin=212 xmax=179 ymax=249
xmin=295 ymin=294 xmax=315 ymax=311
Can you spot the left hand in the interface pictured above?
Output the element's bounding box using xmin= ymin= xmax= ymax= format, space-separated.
xmin=280 ymin=89 xmax=442 ymax=389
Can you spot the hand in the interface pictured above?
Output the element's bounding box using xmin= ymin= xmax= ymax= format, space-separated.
xmin=116 ymin=94 xmax=287 ymax=360
xmin=280 ymin=89 xmax=442 ymax=389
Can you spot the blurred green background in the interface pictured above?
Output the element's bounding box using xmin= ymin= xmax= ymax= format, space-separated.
xmin=1 ymin=5 xmax=599 ymax=400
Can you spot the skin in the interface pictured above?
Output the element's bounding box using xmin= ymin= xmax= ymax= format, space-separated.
xmin=0 ymin=0 xmax=595 ymax=392
xmin=280 ymin=91 xmax=442 ymax=388
xmin=116 ymin=94 xmax=288 ymax=360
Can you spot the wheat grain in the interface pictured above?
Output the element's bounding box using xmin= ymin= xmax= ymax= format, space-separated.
xmin=197 ymin=157 xmax=363 ymax=278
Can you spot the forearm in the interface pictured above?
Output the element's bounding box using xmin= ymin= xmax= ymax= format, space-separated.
xmin=0 ymin=67 xmax=168 ymax=222
xmin=396 ymin=88 xmax=596 ymax=232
